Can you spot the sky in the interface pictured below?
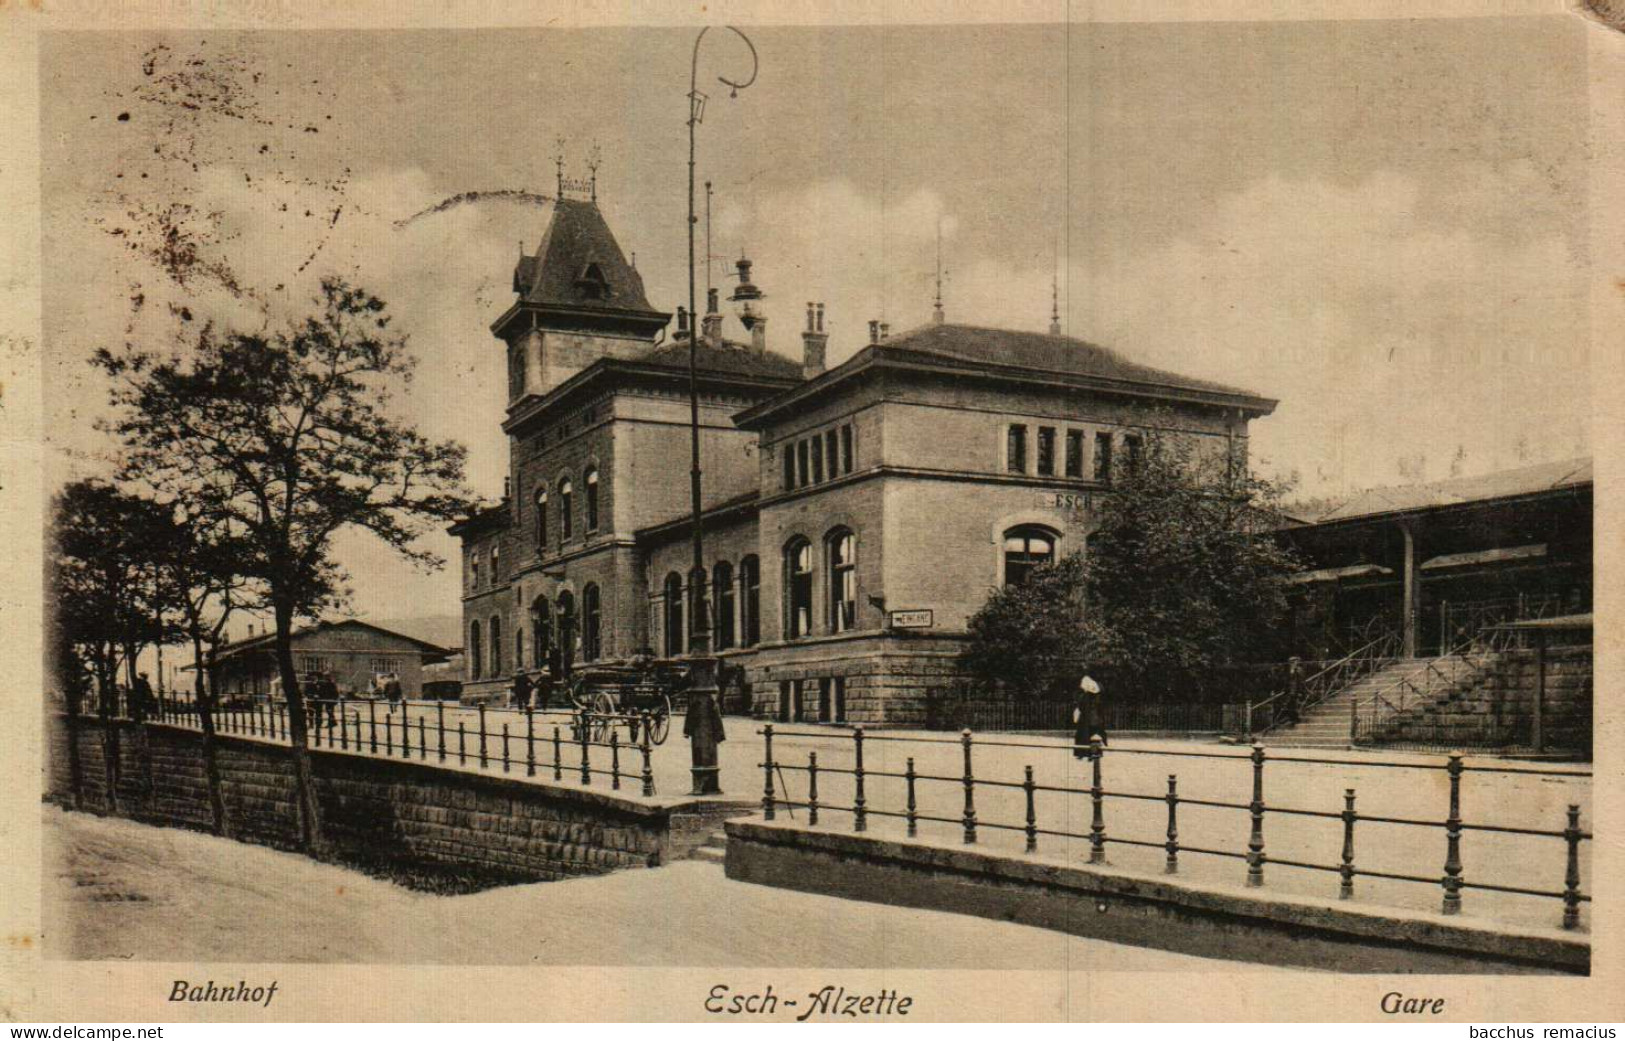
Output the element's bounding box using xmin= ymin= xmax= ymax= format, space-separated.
xmin=38 ymin=16 xmax=1594 ymax=630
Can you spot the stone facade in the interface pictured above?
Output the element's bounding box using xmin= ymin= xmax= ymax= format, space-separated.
xmin=453 ymin=197 xmax=1275 ymax=722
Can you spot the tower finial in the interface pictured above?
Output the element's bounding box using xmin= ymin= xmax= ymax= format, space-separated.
xmin=932 ymin=217 xmax=946 ymax=325
xmin=1049 ymin=241 xmax=1062 ymax=335
xmin=554 ymin=137 xmax=566 ymax=199
xmin=586 ymin=142 xmax=602 ymax=203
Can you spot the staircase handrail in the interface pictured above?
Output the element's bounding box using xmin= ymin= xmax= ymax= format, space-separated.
xmin=1353 ymin=626 xmax=1514 ymax=740
xmin=1246 ymin=628 xmax=1402 ymax=735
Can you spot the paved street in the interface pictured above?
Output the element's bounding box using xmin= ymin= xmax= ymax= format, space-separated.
xmin=183 ymin=701 xmax=1594 ymax=933
xmin=42 ymin=806 xmax=1285 ymax=970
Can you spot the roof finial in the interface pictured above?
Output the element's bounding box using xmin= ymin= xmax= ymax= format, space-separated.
xmin=933 ymin=218 xmax=946 ymax=325
xmin=554 ymin=137 xmax=566 ymax=199
xmin=1049 ymin=241 xmax=1062 ymax=336
xmin=586 ymin=142 xmax=602 ymax=203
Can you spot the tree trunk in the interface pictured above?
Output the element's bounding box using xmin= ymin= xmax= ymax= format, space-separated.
xmin=272 ymin=597 xmax=323 ymax=852
xmin=95 ymin=647 xmax=120 ymax=814
xmin=63 ymin=683 xmax=85 ymax=811
xmin=192 ymin=632 xmax=232 ymax=839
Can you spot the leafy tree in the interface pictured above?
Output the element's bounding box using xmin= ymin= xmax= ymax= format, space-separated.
xmin=92 ymin=279 xmax=473 ymax=850
xmin=962 ymin=424 xmax=1302 ymax=704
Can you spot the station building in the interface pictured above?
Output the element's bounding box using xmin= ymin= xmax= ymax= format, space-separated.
xmin=451 ymin=191 xmax=1276 ymax=723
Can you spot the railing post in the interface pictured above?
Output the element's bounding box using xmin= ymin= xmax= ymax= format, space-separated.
xmin=525 ymin=708 xmax=536 ymax=777
xmin=502 ymin=724 xmax=511 ymax=773
xmin=1349 ymin=691 xmax=1358 ymax=744
xmin=609 ymin=729 xmax=621 ymax=790
xmin=905 ymin=757 xmax=918 ymax=838
xmin=1023 ymin=765 xmax=1037 ymax=853
xmin=478 ymin=704 xmax=489 ymax=768
xmin=807 ymin=751 xmax=819 ymax=827
xmin=960 ymin=729 xmax=976 ymax=844
xmin=761 ymin=723 xmax=776 ymax=820
xmin=1089 ymin=735 xmax=1106 ymax=863
xmin=1340 ymin=788 xmax=1357 ymax=900
xmin=338 ymin=704 xmax=348 ymax=750
xmin=853 ymin=726 xmax=868 ymax=833
xmin=1247 ymin=740 xmax=1266 ymax=887
xmin=553 ymin=724 xmax=563 ymax=782
xmin=457 ymin=721 xmax=466 ymax=765
xmin=400 ymin=702 xmax=412 ymax=759
xmin=383 ymin=709 xmax=392 ymax=755
xmin=437 ymin=701 xmax=446 ymax=762
xmin=368 ymin=700 xmax=378 ymax=753
xmin=418 ymin=716 xmax=426 ymax=759
xmin=1442 ymin=751 xmax=1464 ymax=914
xmin=640 ymin=713 xmax=655 ymax=797
xmin=353 ymin=711 xmax=362 ymax=752
xmin=1563 ymin=804 xmax=1582 ymax=930
xmin=578 ymin=711 xmax=591 ymax=784
xmin=1165 ymin=774 xmax=1180 ymax=874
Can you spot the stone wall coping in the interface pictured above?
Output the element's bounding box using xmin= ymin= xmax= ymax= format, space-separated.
xmin=143 ymin=720 xmax=749 ymax=818
xmin=726 ymin=816 xmax=1589 ymax=972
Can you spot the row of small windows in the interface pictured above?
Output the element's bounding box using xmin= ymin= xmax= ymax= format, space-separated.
xmin=1007 ymin=424 xmax=1141 ymax=482
xmin=661 ymin=557 xmax=763 ymax=657
xmin=468 ymin=584 xmax=606 ymax=681
xmin=535 ymin=467 xmax=599 ymax=550
xmin=782 ymin=424 xmax=856 ymax=491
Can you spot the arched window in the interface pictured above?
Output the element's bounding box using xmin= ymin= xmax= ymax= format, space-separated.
xmin=560 ymin=477 xmax=574 ymax=541
xmin=468 ymin=621 xmax=483 ymax=680
xmin=713 ymin=561 xmax=736 ymax=650
xmin=1003 ymin=525 xmax=1058 ymax=587
xmin=585 ymin=467 xmax=600 ymax=532
xmin=740 ymin=555 xmax=761 ymax=647
xmin=582 ymin=584 xmax=602 ymax=661
xmin=556 ymin=591 xmax=577 ymax=675
xmin=827 ymin=529 xmax=857 ymax=633
xmin=785 ymin=538 xmax=814 ymax=639
xmin=531 ymin=596 xmax=552 ymax=670
xmin=489 ymin=615 xmax=504 ymax=676
xmin=663 ymin=572 xmax=685 ymax=657
xmin=535 ymin=486 xmax=548 ymax=549
xmin=490 ymin=544 xmax=500 ymax=581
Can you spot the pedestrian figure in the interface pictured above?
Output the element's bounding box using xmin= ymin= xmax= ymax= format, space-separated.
xmin=1074 ymin=674 xmax=1106 ymax=757
xmin=318 ymin=672 xmax=339 ymax=728
xmin=1282 ymin=656 xmax=1304 ymax=727
xmin=512 ymin=670 xmax=533 ymax=711
xmin=384 ymin=675 xmax=403 ymax=705
xmin=131 ymin=672 xmax=155 ymax=721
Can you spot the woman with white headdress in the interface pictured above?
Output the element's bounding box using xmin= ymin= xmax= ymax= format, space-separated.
xmin=1073 ymin=674 xmax=1106 ymax=757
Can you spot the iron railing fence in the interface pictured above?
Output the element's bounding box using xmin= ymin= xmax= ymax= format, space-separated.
xmin=757 ymin=724 xmax=1592 ymax=932
xmin=132 ymin=691 xmax=664 ymax=797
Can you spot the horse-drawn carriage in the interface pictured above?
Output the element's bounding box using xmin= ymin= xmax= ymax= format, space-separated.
xmin=564 ymin=658 xmax=691 ymax=746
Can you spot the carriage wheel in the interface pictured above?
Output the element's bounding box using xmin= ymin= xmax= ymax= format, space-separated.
xmin=589 ymin=692 xmax=616 ymax=741
xmin=649 ymin=694 xmax=672 ymax=746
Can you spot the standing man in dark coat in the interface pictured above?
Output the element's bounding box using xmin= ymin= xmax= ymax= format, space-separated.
xmin=512 ymin=670 xmax=533 ymax=711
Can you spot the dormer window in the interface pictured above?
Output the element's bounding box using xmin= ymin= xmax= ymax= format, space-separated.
xmin=575 ymin=261 xmax=609 ymax=300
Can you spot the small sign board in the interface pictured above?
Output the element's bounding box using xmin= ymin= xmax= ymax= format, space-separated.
xmin=1040 ymin=491 xmax=1094 ymax=513
xmin=888 ymin=609 xmax=934 ymax=629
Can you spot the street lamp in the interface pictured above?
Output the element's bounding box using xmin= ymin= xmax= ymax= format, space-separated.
xmin=684 ymin=25 xmax=757 ymax=796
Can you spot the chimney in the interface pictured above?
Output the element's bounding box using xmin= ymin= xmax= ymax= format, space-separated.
xmin=801 ymin=301 xmax=828 ymax=379
xmin=879 ymin=322 xmax=891 ymax=342
xmin=676 ymin=306 xmax=690 ymax=336
xmin=750 ymin=312 xmax=768 ymax=354
xmin=702 ymin=287 xmax=723 ymax=347
xmin=868 ymin=320 xmax=880 ymax=345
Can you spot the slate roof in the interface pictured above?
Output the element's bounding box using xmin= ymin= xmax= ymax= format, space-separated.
xmin=880 ymin=323 xmax=1267 ymax=401
xmin=1310 ymin=458 xmax=1592 ymax=524
xmin=636 ymin=333 xmax=804 ymax=381
xmin=212 ymin=619 xmax=454 ymax=661
xmin=512 ymin=199 xmax=658 ymax=316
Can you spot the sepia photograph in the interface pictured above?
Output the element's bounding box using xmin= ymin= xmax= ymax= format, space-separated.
xmin=1 ymin=0 xmax=1621 ymax=1025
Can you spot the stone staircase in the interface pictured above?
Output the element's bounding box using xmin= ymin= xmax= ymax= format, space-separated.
xmin=691 ymin=829 xmax=727 ymax=865
xmin=1264 ymin=656 xmax=1480 ymax=748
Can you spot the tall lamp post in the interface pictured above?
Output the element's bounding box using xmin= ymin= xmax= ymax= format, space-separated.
xmin=684 ymin=26 xmax=757 ymax=795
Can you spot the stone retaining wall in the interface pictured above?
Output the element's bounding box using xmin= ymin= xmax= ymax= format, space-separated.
xmin=1379 ymin=647 xmax=1592 ymax=753
xmin=47 ymin=714 xmax=750 ymax=882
